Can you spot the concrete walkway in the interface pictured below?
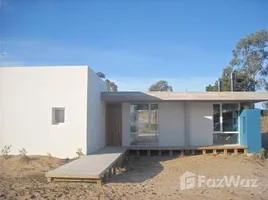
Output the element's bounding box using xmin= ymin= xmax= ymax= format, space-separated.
xmin=46 ymin=146 xmax=127 ymax=182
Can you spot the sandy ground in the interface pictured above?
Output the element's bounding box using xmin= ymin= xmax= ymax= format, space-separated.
xmin=0 ymin=154 xmax=268 ymax=200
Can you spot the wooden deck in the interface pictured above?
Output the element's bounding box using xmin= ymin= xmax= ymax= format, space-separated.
xmin=45 ymin=147 xmax=127 ymax=184
xmin=46 ymin=145 xmax=247 ymax=184
xmin=127 ymin=145 xmax=248 ymax=156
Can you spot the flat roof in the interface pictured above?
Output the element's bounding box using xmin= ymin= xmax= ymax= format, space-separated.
xmin=101 ymin=92 xmax=268 ymax=103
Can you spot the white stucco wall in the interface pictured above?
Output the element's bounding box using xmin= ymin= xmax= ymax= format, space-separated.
xmin=187 ymin=102 xmax=213 ymax=146
xmin=86 ymin=67 xmax=106 ymax=154
xmin=158 ymin=102 xmax=185 ymax=146
xmin=0 ymin=66 xmax=89 ymax=158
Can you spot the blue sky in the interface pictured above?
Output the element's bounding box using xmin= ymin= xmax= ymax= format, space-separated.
xmin=0 ymin=0 xmax=267 ymax=91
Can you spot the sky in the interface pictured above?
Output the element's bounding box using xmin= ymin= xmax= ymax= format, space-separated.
xmin=0 ymin=0 xmax=267 ymax=92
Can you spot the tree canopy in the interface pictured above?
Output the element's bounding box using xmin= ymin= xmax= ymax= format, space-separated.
xmin=96 ymin=72 xmax=118 ymax=92
xmin=149 ymin=80 xmax=173 ymax=91
xmin=206 ymin=29 xmax=268 ymax=95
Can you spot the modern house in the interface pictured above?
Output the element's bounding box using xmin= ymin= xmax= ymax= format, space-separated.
xmin=1 ymin=65 xmax=267 ymax=158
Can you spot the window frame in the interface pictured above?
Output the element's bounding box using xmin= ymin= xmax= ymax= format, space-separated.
xmin=130 ymin=103 xmax=159 ymax=135
xmin=52 ymin=107 xmax=65 ymax=125
xmin=213 ymin=102 xmax=240 ymax=134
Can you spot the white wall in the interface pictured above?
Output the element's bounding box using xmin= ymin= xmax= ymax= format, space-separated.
xmin=0 ymin=66 xmax=89 ymax=158
xmin=187 ymin=103 xmax=213 ymax=146
xmin=86 ymin=67 xmax=106 ymax=154
xmin=158 ymin=102 xmax=185 ymax=146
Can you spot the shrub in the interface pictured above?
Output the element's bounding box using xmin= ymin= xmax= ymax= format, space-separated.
xmin=76 ymin=148 xmax=85 ymax=158
xmin=19 ymin=148 xmax=30 ymax=163
xmin=253 ymin=148 xmax=267 ymax=160
xmin=1 ymin=145 xmax=12 ymax=159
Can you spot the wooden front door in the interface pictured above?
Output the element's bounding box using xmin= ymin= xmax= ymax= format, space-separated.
xmin=106 ymin=104 xmax=122 ymax=146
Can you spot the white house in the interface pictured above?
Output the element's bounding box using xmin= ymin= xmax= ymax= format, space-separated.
xmin=0 ymin=66 xmax=267 ymax=158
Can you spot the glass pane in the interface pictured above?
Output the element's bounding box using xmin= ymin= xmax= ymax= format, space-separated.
xmin=213 ymin=104 xmax=220 ymax=131
xmin=130 ymin=104 xmax=159 ymax=145
xmin=213 ymin=133 xmax=238 ymax=145
xmin=222 ymin=103 xmax=239 ymax=132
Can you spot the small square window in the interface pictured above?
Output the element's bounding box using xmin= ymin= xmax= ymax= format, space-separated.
xmin=52 ymin=108 xmax=65 ymax=125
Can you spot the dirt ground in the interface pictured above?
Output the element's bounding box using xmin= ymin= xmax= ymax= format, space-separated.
xmin=0 ymin=154 xmax=268 ymax=200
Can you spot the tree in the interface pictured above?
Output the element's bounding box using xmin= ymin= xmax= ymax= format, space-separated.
xmin=105 ymin=79 xmax=118 ymax=92
xmin=206 ymin=29 xmax=268 ymax=92
xmin=149 ymin=80 xmax=173 ymax=91
xmin=96 ymin=72 xmax=106 ymax=79
xmin=230 ymin=29 xmax=268 ymax=90
xmin=96 ymin=72 xmax=118 ymax=92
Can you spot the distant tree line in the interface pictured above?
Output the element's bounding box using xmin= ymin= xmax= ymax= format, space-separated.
xmin=205 ymin=29 xmax=268 ymax=108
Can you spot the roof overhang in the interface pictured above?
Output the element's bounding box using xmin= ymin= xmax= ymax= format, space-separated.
xmin=101 ymin=92 xmax=268 ymax=103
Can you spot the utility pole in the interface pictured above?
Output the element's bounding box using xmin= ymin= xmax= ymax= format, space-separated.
xmin=230 ymin=72 xmax=236 ymax=92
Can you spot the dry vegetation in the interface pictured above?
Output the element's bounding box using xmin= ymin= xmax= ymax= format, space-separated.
xmin=262 ymin=116 xmax=268 ymax=133
xmin=1 ymin=154 xmax=268 ymax=200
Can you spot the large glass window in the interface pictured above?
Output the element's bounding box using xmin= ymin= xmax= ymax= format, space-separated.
xmin=222 ymin=103 xmax=239 ymax=132
xmin=213 ymin=103 xmax=240 ymax=144
xmin=130 ymin=104 xmax=158 ymax=145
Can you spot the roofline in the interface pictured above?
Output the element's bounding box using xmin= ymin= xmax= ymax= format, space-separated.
xmin=101 ymin=91 xmax=268 ymax=103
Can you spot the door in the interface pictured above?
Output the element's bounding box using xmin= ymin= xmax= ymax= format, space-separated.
xmin=105 ymin=103 xmax=122 ymax=146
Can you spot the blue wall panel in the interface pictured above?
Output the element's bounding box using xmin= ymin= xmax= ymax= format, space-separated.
xmin=239 ymin=109 xmax=261 ymax=153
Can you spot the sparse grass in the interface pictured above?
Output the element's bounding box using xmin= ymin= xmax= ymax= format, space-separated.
xmin=1 ymin=145 xmax=12 ymax=159
xmin=76 ymin=148 xmax=85 ymax=158
xmin=19 ymin=148 xmax=30 ymax=163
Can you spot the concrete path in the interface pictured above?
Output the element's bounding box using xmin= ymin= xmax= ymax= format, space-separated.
xmin=46 ymin=146 xmax=126 ymax=181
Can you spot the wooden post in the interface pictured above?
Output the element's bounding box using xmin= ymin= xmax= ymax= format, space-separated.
xmin=224 ymin=149 xmax=227 ymax=155
xmin=202 ymin=149 xmax=206 ymax=155
xmin=112 ymin=166 xmax=116 ymax=175
xmin=108 ymin=168 xmax=112 ymax=178
xmin=158 ymin=150 xmax=161 ymax=156
xmin=97 ymin=179 xmax=102 ymax=186
xmin=169 ymin=150 xmax=172 ymax=156
xmin=147 ymin=150 xmax=150 ymax=156
xmin=213 ymin=149 xmax=217 ymax=155
xmin=244 ymin=148 xmax=248 ymax=156
xmin=234 ymin=149 xmax=238 ymax=155
xmin=181 ymin=150 xmax=184 ymax=156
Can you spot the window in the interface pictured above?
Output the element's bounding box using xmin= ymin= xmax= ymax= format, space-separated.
xmin=213 ymin=103 xmax=240 ymax=144
xmin=130 ymin=103 xmax=158 ymax=145
xmin=52 ymin=108 xmax=65 ymax=124
xmin=222 ymin=103 xmax=239 ymax=132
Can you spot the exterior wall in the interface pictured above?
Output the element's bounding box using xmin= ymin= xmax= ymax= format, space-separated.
xmin=158 ymin=102 xmax=185 ymax=146
xmin=121 ymin=102 xmax=213 ymax=147
xmin=0 ymin=66 xmax=89 ymax=158
xmin=122 ymin=103 xmax=131 ymax=146
xmin=86 ymin=67 xmax=106 ymax=154
xmin=187 ymin=103 xmax=213 ymax=146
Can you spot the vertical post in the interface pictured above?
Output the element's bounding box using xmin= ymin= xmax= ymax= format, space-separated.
xmin=224 ymin=149 xmax=227 ymax=155
xmin=202 ymin=149 xmax=206 ymax=155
